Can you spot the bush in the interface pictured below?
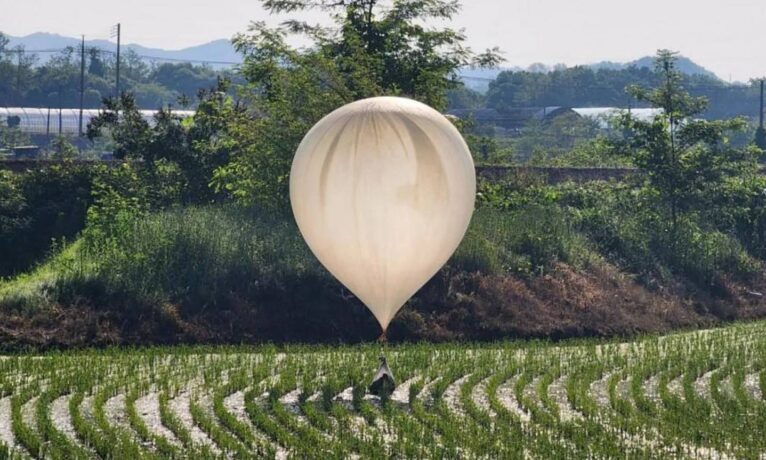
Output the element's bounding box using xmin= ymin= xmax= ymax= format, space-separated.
xmin=0 ymin=170 xmax=29 ymax=273
xmin=0 ymin=160 xmax=197 ymax=279
xmin=2 ymin=192 xmax=766 ymax=346
xmin=74 ymin=205 xmax=319 ymax=313
xmin=663 ymin=217 xmax=760 ymax=285
xmin=82 ymin=204 xmax=592 ymax=308
xmin=451 ymin=205 xmax=590 ymax=277
xmin=0 ymin=166 xmax=95 ymax=277
xmin=573 ymin=183 xmax=761 ymax=288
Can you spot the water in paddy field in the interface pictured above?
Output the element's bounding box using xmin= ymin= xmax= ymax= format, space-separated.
xmin=0 ymin=322 xmax=764 ymax=458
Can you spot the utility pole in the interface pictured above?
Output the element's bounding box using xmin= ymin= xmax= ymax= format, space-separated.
xmin=15 ymin=48 xmax=22 ymax=105
xmin=79 ymin=35 xmax=86 ymax=137
xmin=755 ymin=79 xmax=766 ymax=150
xmin=760 ymin=79 xmax=764 ymax=130
xmin=115 ymin=23 xmax=121 ymax=98
xmin=46 ymin=107 xmax=51 ymax=141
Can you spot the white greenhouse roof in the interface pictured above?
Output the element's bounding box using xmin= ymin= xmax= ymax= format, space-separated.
xmin=572 ymin=107 xmax=663 ymax=128
xmin=0 ymin=107 xmax=195 ymax=135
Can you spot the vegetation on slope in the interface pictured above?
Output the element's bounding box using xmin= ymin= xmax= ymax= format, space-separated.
xmin=2 ymin=172 xmax=766 ymax=348
xmin=0 ymin=31 xmax=234 ymax=109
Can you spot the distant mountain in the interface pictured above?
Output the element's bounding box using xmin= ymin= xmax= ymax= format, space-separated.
xmin=5 ymin=32 xmax=720 ymax=83
xmin=589 ymin=55 xmax=718 ymax=78
xmin=4 ymin=32 xmax=242 ymax=67
xmin=459 ymin=55 xmax=720 ymax=93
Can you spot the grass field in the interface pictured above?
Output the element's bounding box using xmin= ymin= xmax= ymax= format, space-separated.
xmin=1 ymin=321 xmax=765 ymax=459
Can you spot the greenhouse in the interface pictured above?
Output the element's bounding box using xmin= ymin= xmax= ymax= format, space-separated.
xmin=0 ymin=107 xmax=195 ymax=135
xmin=572 ymin=107 xmax=663 ymax=128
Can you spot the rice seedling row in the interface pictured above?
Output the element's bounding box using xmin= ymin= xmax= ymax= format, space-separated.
xmin=0 ymin=321 xmax=765 ymax=459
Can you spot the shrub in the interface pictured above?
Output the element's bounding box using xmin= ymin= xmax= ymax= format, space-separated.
xmin=453 ymin=205 xmax=590 ymax=277
xmin=575 ymin=184 xmax=761 ymax=288
xmin=0 ymin=166 xmax=95 ymax=277
xmin=78 ymin=205 xmax=320 ymax=313
xmin=662 ymin=217 xmax=760 ymax=285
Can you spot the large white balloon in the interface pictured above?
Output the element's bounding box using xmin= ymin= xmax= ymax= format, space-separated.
xmin=290 ymin=97 xmax=476 ymax=331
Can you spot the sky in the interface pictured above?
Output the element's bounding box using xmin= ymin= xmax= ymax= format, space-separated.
xmin=2 ymin=0 xmax=765 ymax=82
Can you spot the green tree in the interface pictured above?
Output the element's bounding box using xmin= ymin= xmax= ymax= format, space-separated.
xmin=616 ymin=50 xmax=760 ymax=235
xmin=88 ymin=80 xmax=242 ymax=202
xmin=213 ymin=0 xmax=502 ymax=208
xmin=0 ymin=170 xmax=29 ymax=275
xmin=87 ymin=93 xmax=153 ymax=159
xmin=484 ymin=62 xmax=759 ymax=121
xmin=121 ymin=49 xmax=151 ymax=84
xmin=517 ymin=113 xmax=602 ymax=163
xmin=88 ymin=48 xmax=107 ymax=77
xmin=0 ymin=123 xmax=31 ymax=150
xmin=150 ymin=63 xmax=219 ymax=101
xmin=50 ymin=135 xmax=78 ymax=160
xmin=0 ymin=43 xmax=36 ymax=106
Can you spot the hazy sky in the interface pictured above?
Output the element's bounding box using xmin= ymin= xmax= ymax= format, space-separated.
xmin=2 ymin=0 xmax=765 ymax=82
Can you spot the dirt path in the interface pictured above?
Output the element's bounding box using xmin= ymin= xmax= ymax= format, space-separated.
xmin=135 ymin=392 xmax=182 ymax=447
xmin=0 ymin=397 xmax=16 ymax=450
xmin=548 ymin=375 xmax=582 ymax=422
xmin=442 ymin=374 xmax=471 ymax=417
xmin=744 ymin=374 xmax=762 ymax=400
xmin=390 ymin=376 xmax=418 ymax=407
xmin=50 ymin=394 xmax=93 ymax=454
xmin=471 ymin=376 xmax=495 ymax=417
xmin=497 ymin=375 xmax=530 ymax=422
xmin=169 ymin=391 xmax=220 ymax=454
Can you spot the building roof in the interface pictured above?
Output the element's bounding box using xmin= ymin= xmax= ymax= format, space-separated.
xmin=572 ymin=107 xmax=663 ymax=128
xmin=1 ymin=107 xmax=195 ymax=135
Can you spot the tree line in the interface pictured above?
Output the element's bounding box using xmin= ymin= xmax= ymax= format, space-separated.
xmin=473 ymin=65 xmax=764 ymax=120
xmin=0 ymin=32 xmax=235 ymax=109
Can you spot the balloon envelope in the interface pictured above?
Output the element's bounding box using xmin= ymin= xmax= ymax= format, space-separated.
xmin=290 ymin=97 xmax=476 ymax=331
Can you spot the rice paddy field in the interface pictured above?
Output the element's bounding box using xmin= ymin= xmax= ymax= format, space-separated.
xmin=1 ymin=321 xmax=765 ymax=459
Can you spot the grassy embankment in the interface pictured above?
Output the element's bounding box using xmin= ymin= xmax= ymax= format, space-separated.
xmin=2 ymin=179 xmax=765 ymax=349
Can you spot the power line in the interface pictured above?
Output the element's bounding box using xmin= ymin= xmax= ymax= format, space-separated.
xmin=114 ymin=23 xmax=121 ymax=97
xmin=90 ymin=49 xmax=240 ymax=66
xmin=1 ymin=46 xmax=240 ymax=66
xmin=1 ymin=47 xmax=762 ymax=96
xmin=128 ymin=55 xmax=240 ymax=66
xmin=1 ymin=48 xmax=761 ymax=88
xmin=0 ymin=49 xmax=74 ymax=54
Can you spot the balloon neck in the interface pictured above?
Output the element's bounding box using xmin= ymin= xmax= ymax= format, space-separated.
xmin=377 ymin=330 xmax=388 ymax=344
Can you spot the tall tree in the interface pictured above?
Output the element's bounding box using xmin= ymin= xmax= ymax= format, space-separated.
xmin=756 ymin=79 xmax=766 ymax=150
xmin=213 ymin=0 xmax=501 ymax=207
xmin=88 ymin=48 xmax=107 ymax=78
xmin=616 ymin=50 xmax=759 ymax=234
xmin=88 ymin=80 xmax=243 ymax=202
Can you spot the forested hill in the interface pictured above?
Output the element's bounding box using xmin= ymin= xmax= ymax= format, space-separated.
xmin=5 ymin=32 xmax=720 ymax=80
xmin=0 ymin=32 xmax=240 ymax=109
xmin=589 ymin=55 xmax=717 ymax=78
xmin=5 ymin=31 xmax=757 ymax=119
xmin=5 ymin=32 xmax=242 ymax=65
xmin=458 ymin=55 xmax=719 ymax=92
xmin=458 ymin=65 xmax=761 ymax=120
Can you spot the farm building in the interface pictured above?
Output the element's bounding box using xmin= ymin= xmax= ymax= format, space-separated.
xmin=448 ymin=106 xmax=662 ymax=131
xmin=572 ymin=107 xmax=664 ymax=128
xmin=1 ymin=107 xmax=195 ymax=136
xmin=447 ymin=107 xmax=539 ymax=130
